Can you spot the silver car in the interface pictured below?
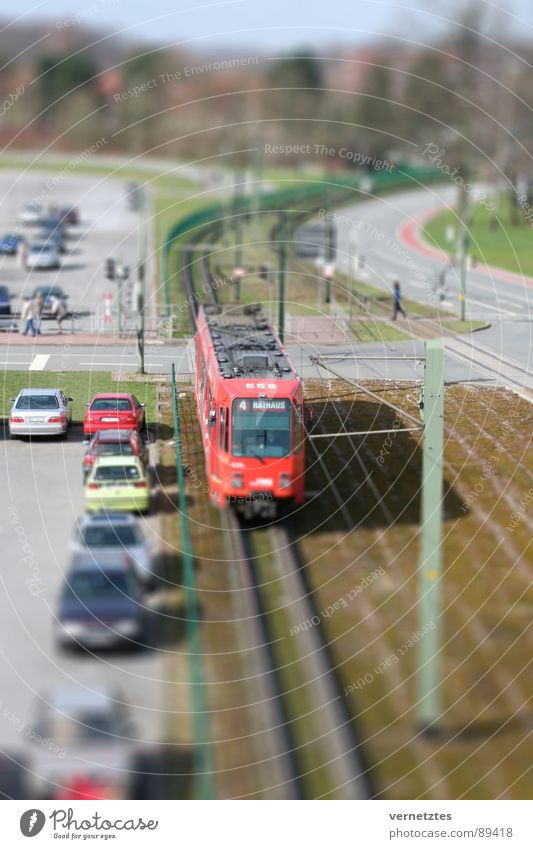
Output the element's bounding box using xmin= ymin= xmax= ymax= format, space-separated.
xmin=18 ymin=201 xmax=43 ymax=226
xmin=28 ymin=686 xmax=136 ymax=799
xmin=26 ymin=241 xmax=61 ymax=270
xmin=72 ymin=513 xmax=156 ymax=587
xmin=9 ymin=388 xmax=73 ymax=438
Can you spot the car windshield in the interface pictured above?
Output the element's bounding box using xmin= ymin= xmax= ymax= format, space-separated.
xmin=16 ymin=394 xmax=59 ymax=410
xmin=96 ymin=443 xmax=134 ymax=457
xmin=91 ymin=399 xmax=132 ymax=412
xmin=31 ymin=243 xmax=53 ymax=252
xmin=66 ymin=570 xmax=136 ymax=599
xmin=48 ymin=712 xmax=117 ymax=745
xmin=81 ymin=525 xmax=140 ymax=547
xmin=94 ymin=465 xmax=140 ymax=482
xmin=232 ymin=398 xmax=292 ymax=458
xmin=0 ymin=286 xmax=8 ymax=297
xmin=35 ymin=288 xmax=62 ymax=298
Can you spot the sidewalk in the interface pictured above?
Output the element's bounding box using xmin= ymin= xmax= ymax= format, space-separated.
xmin=0 ymin=330 xmax=165 ymax=346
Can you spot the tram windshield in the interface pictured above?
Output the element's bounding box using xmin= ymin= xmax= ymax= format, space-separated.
xmin=232 ymin=398 xmax=292 ymax=458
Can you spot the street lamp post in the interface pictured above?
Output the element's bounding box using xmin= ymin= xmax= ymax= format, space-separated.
xmin=457 ymin=207 xmax=472 ymax=322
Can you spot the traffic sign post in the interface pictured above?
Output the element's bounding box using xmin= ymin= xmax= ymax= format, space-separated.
xmin=457 ymin=207 xmax=472 ymax=322
xmin=417 ymin=338 xmax=445 ymax=732
xmin=324 ymin=263 xmax=334 ymax=304
xmin=232 ymin=266 xmax=244 ymax=301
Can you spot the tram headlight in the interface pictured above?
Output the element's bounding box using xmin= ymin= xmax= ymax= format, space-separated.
xmin=231 ymin=473 xmax=244 ymax=489
xmin=279 ymin=473 xmax=292 ymax=489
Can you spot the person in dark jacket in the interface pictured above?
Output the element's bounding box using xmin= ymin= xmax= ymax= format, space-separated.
xmin=392 ymin=280 xmax=407 ymax=320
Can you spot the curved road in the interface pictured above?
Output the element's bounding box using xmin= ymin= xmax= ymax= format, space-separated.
xmin=333 ymin=185 xmax=533 ymax=372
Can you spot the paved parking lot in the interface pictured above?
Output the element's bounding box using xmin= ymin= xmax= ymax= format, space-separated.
xmin=0 ymin=171 xmax=143 ymax=334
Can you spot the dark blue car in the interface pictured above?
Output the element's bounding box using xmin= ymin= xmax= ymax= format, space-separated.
xmin=0 ymin=233 xmax=23 ymax=255
xmin=0 ymin=285 xmax=11 ymax=316
xmin=56 ymin=554 xmax=144 ymax=650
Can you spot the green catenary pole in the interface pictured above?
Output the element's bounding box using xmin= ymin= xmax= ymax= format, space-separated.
xmin=278 ymin=213 xmax=287 ymax=344
xmin=137 ymin=190 xmax=147 ymax=374
xmin=171 ymin=364 xmax=214 ymax=798
xmin=417 ymin=338 xmax=445 ymax=731
xmin=234 ymin=173 xmax=243 ymax=300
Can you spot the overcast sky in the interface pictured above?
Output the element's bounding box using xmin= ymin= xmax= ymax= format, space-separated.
xmin=10 ymin=0 xmax=533 ymax=50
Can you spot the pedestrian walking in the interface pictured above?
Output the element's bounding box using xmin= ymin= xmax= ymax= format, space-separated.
xmin=20 ymin=295 xmax=35 ymax=336
xmin=392 ymin=280 xmax=407 ymax=320
xmin=50 ymin=293 xmax=67 ymax=333
xmin=18 ymin=238 xmax=27 ymax=270
xmin=32 ymin=291 xmax=44 ymax=335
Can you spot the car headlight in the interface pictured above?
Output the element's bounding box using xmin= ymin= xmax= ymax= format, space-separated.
xmin=114 ymin=619 xmax=139 ymax=636
xmin=60 ymin=621 xmax=86 ymax=636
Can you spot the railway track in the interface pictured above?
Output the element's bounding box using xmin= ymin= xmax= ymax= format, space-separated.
xmin=178 ymin=223 xmax=374 ymax=798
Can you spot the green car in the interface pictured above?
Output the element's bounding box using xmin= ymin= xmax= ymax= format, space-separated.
xmin=85 ymin=456 xmax=150 ymax=513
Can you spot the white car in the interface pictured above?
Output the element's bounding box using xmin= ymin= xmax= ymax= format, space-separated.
xmin=28 ymin=686 xmax=136 ymax=799
xmin=71 ymin=513 xmax=156 ymax=587
xmin=26 ymin=241 xmax=61 ymax=270
xmin=18 ymin=201 xmax=43 ymax=226
xmin=9 ymin=388 xmax=73 ymax=438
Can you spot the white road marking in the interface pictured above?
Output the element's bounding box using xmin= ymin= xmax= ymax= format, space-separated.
xmin=28 ymin=354 xmax=49 ymax=371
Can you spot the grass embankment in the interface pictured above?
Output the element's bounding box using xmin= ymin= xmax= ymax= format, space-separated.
xmin=157 ymin=385 xmax=279 ymax=799
xmin=0 ymin=371 xmax=157 ymax=423
xmin=293 ymin=378 xmax=533 ymax=799
xmin=423 ymin=197 xmax=533 ymax=277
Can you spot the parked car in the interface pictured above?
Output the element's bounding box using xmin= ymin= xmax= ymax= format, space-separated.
xmin=72 ymin=513 xmax=155 ymax=587
xmin=56 ymin=553 xmax=144 ymax=649
xmin=40 ymin=216 xmax=67 ymax=236
xmin=83 ymin=429 xmax=149 ymax=481
xmin=0 ymin=232 xmax=24 ymax=255
xmin=32 ymin=686 xmax=134 ymax=744
xmin=9 ymin=388 xmax=73 ymax=438
xmin=29 ymin=686 xmax=135 ymax=798
xmin=84 ymin=456 xmax=151 ymax=513
xmin=83 ymin=394 xmax=146 ymax=438
xmin=26 ymin=241 xmax=61 ymax=270
xmin=59 ymin=206 xmax=79 ymax=226
xmin=0 ymin=285 xmax=11 ymax=315
xmin=18 ymin=201 xmax=43 ymax=225
xmin=31 ymin=285 xmax=68 ymax=316
xmin=37 ymin=228 xmax=66 ymax=254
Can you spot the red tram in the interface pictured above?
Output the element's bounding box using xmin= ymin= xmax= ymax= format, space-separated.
xmin=194 ymin=303 xmax=305 ymax=517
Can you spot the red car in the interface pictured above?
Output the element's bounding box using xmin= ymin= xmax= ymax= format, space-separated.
xmin=82 ymin=429 xmax=149 ymax=480
xmin=84 ymin=393 xmax=146 ymax=439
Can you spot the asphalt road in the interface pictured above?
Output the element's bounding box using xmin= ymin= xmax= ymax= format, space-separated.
xmin=0 ymin=170 xmax=143 ymax=334
xmin=0 ymin=424 xmax=167 ymax=796
xmin=331 ymin=184 xmax=533 ymax=372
